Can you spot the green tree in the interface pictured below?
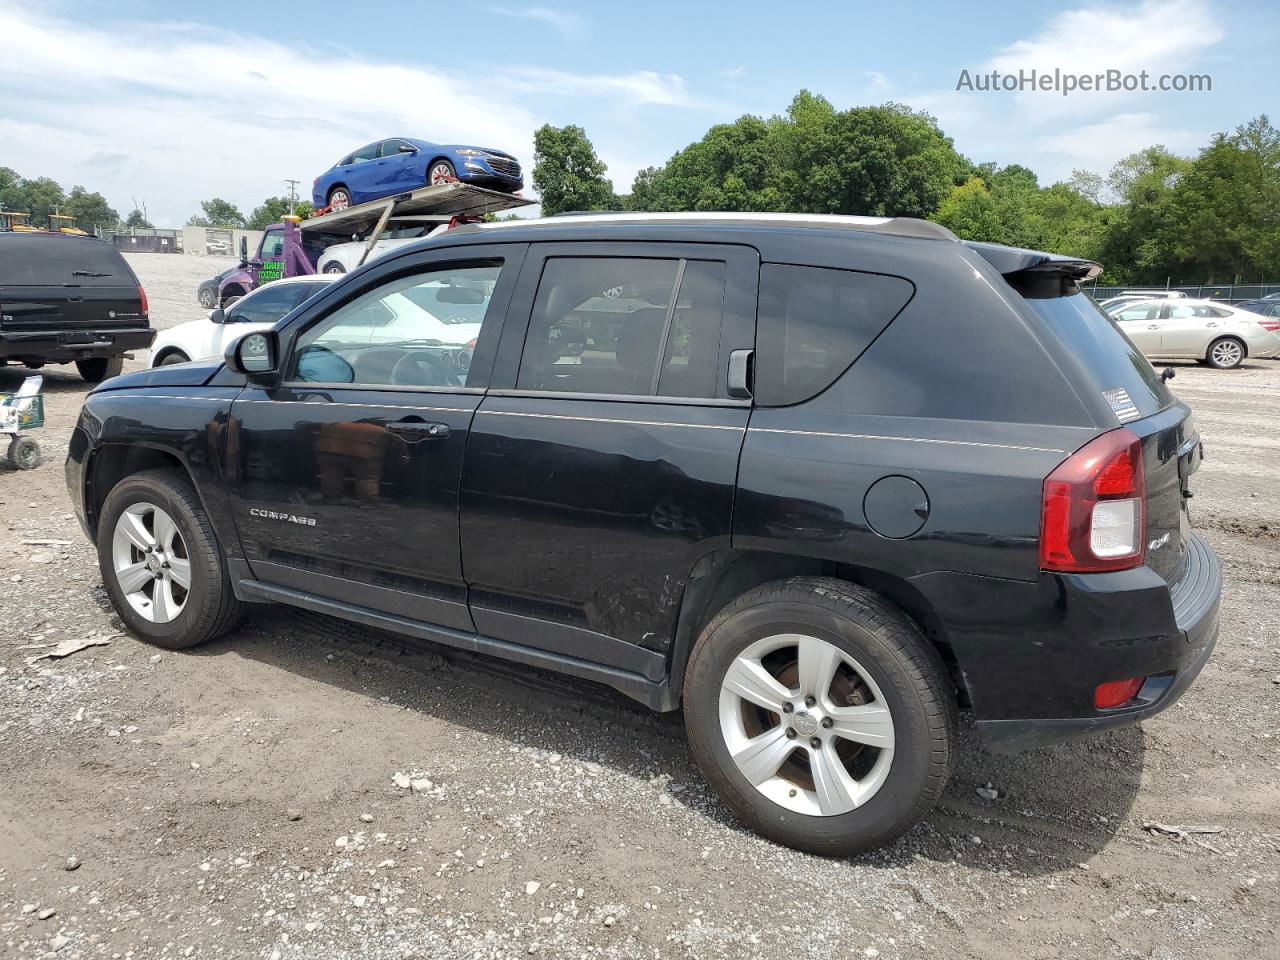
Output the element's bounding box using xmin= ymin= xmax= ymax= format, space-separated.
xmin=0 ymin=167 xmax=20 ymax=208
xmin=64 ymin=185 xmax=118 ymax=232
xmin=124 ymin=208 xmax=152 ymax=229
xmin=934 ymin=176 xmax=1007 ymax=241
xmin=188 ymin=198 xmax=246 ymax=228
xmin=246 ymin=196 xmax=314 ymax=230
xmin=531 ymin=124 xmax=616 ymax=216
xmin=9 ymin=176 xmax=67 ymax=223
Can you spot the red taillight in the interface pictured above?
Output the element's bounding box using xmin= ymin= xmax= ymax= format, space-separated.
xmin=466 ymin=338 xmax=478 ymax=350
xmin=1258 ymin=319 xmax=1280 ymax=331
xmin=1040 ymin=428 xmax=1146 ymax=573
xmin=138 ymin=285 xmax=149 ymax=319
xmin=1094 ymin=677 xmax=1145 ymax=709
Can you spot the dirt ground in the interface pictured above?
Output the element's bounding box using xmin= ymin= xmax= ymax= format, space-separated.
xmin=1 ymin=253 xmax=1276 ymax=960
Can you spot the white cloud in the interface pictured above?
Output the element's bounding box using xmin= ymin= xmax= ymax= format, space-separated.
xmin=984 ymin=0 xmax=1223 ymax=117
xmin=1034 ymin=112 xmax=1206 ymax=173
xmin=498 ymin=67 xmax=698 ymax=107
xmin=488 ymin=5 xmax=585 ymax=37
xmin=864 ymin=70 xmax=890 ymax=91
xmin=0 ymin=5 xmax=692 ymax=226
xmin=720 ymin=65 xmax=748 ymax=79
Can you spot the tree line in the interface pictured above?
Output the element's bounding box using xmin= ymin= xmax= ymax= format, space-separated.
xmin=186 ymin=196 xmax=314 ymax=231
xmin=532 ymin=93 xmax=1280 ymax=285
xmin=0 ymin=167 xmax=146 ymax=231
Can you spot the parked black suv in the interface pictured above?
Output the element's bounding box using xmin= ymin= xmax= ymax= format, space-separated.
xmin=66 ymin=213 xmax=1220 ymax=854
xmin=1 ymin=233 xmax=153 ymax=382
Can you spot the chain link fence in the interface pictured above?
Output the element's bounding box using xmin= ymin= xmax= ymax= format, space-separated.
xmin=1088 ymin=282 xmax=1280 ymax=303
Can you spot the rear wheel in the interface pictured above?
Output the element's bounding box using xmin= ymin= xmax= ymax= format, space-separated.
xmin=327 ymin=187 xmax=351 ymax=211
xmin=683 ymin=577 xmax=956 ymax=856
xmin=76 ymin=356 xmax=124 ymax=383
xmin=323 ymin=262 xmax=346 ymax=274
xmin=428 ymin=160 xmax=457 ymax=185
xmin=97 ymin=470 xmax=243 ymax=649
xmin=197 ymin=287 xmax=215 ymax=308
xmin=158 ymin=350 xmax=190 ymax=366
xmin=1206 ymin=336 xmax=1245 ymax=369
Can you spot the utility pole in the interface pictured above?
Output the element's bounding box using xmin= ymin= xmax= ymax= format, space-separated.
xmin=284 ymin=179 xmax=300 ymax=215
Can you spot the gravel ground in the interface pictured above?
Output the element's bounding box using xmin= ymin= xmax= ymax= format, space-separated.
xmin=0 ymin=253 xmax=1276 ymax=960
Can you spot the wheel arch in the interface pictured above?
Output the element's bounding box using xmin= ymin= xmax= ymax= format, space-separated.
xmin=427 ymin=155 xmax=456 ymax=179
xmin=662 ymin=549 xmax=963 ymax=711
xmin=1207 ymin=334 xmax=1247 ymax=361
xmin=150 ymin=347 xmax=190 ymax=368
xmin=219 ymin=284 xmax=247 ymax=306
xmin=84 ymin=443 xmax=196 ymax=540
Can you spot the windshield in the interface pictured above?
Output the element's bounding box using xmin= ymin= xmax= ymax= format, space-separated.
xmin=1026 ymin=292 xmax=1175 ymax=420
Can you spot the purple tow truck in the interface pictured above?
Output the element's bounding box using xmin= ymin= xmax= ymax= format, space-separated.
xmin=215 ymin=182 xmax=532 ymax=305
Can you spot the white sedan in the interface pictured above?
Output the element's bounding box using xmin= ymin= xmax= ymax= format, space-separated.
xmin=315 ymin=216 xmax=449 ymax=275
xmin=149 ymin=276 xmax=336 ymax=367
xmin=1111 ymin=298 xmax=1280 ymax=369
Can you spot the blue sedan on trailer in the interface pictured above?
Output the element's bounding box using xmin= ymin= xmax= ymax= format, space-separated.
xmin=312 ymin=137 xmax=523 ymax=211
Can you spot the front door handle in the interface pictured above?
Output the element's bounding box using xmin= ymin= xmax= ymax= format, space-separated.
xmin=386 ymin=419 xmax=450 ymax=440
xmin=1147 ymin=325 xmax=1160 ymax=330
xmin=1205 ymin=322 xmax=1219 ymax=328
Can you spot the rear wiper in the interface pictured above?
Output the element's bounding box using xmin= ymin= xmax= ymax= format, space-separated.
xmin=71 ymin=270 xmax=112 ymax=277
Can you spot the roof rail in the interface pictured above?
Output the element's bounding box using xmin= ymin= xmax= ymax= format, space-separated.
xmin=476 ymin=210 xmax=958 ymax=241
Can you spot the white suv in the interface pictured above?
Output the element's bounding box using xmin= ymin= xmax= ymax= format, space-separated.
xmin=149 ymin=276 xmax=335 ymax=367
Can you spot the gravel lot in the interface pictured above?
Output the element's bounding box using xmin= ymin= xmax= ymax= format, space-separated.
xmin=1 ymin=253 xmax=1277 ymax=960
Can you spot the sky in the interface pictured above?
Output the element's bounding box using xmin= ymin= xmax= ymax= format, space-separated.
xmin=1 ymin=0 xmax=1275 ymax=227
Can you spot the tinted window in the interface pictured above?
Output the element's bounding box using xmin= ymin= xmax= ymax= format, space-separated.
xmin=350 ymin=143 xmax=379 ymax=163
xmin=517 ymin=257 xmax=726 ymax=399
xmin=1025 ymin=293 xmax=1174 ymax=419
xmin=291 ymin=263 xmax=501 ymax=388
xmin=381 ymin=140 xmax=413 ymax=158
xmin=0 ymin=237 xmax=131 ymax=286
xmin=1115 ymin=303 xmax=1159 ymax=322
xmin=755 ymin=263 xmax=913 ymax=406
xmin=228 ymin=282 xmax=325 ymax=324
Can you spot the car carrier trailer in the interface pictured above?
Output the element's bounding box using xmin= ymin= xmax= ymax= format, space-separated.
xmin=217 ymin=181 xmax=533 ymax=304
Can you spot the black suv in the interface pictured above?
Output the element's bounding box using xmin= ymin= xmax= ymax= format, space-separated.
xmin=66 ymin=213 xmax=1220 ymax=854
xmin=1 ymin=233 xmax=153 ymax=382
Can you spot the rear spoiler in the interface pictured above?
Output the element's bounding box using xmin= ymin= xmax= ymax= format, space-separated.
xmin=964 ymin=240 xmax=1103 ymax=282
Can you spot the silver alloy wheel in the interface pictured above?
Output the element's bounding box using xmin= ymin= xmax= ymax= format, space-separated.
xmin=1211 ymin=339 xmax=1242 ymax=367
xmin=718 ymin=633 xmax=894 ymax=816
xmin=112 ymin=502 xmax=192 ymax=624
xmin=429 ymin=162 xmax=455 ymax=185
xmin=329 ymin=189 xmax=350 ymax=211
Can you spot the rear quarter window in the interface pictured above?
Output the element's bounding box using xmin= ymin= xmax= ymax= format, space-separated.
xmin=0 ymin=237 xmax=133 ymax=286
xmin=755 ymin=263 xmax=914 ymax=406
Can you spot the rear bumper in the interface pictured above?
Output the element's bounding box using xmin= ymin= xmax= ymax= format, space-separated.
xmin=913 ymin=532 xmax=1221 ymax=752
xmin=1 ymin=327 xmax=155 ymax=363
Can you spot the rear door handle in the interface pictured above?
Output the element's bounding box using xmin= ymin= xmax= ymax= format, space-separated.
xmin=386 ymin=420 xmax=450 ymax=440
xmin=1147 ymin=325 xmax=1160 ymax=330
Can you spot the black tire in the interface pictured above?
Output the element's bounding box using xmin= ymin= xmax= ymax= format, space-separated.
xmin=428 ymin=159 xmax=457 ymax=185
xmin=683 ymin=577 xmax=956 ymax=856
xmin=76 ymin=356 xmax=124 ymax=383
xmin=158 ymin=351 xmax=190 ymax=366
xmin=1205 ymin=336 xmax=1245 ymax=369
xmin=97 ymin=469 xmax=243 ymax=649
xmin=327 ymin=187 xmax=352 ymax=211
xmin=323 ymin=262 xmax=346 ymax=274
xmin=197 ymin=287 xmax=216 ymax=309
xmin=7 ymin=436 xmax=41 ymax=470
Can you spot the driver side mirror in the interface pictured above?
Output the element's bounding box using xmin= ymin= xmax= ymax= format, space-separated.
xmin=209 ymin=308 xmax=226 ymax=324
xmin=398 ymin=143 xmax=417 ymax=153
xmin=224 ymin=330 xmax=279 ymax=381
xmin=238 ymin=236 xmax=248 ymax=263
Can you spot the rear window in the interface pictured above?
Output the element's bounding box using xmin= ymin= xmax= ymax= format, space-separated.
xmin=755 ymin=263 xmax=914 ymax=406
xmin=1025 ymin=292 xmax=1174 ymax=419
xmin=0 ymin=237 xmax=132 ymax=287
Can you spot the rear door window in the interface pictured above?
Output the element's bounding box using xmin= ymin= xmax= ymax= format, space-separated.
xmin=1 ymin=238 xmax=131 ymax=286
xmin=517 ymin=257 xmax=727 ymax=399
xmin=755 ymin=263 xmax=914 ymax=406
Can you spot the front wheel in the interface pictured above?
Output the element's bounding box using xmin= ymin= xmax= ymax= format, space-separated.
xmin=428 ymin=159 xmax=457 ymax=185
xmin=158 ymin=351 xmax=190 ymax=366
xmin=683 ymin=577 xmax=956 ymax=856
xmin=76 ymin=356 xmax=124 ymax=383
xmin=197 ymin=287 xmax=215 ymax=308
xmin=97 ymin=469 xmax=243 ymax=649
xmin=1206 ymin=337 xmax=1245 ymax=369
xmin=323 ymin=262 xmax=346 ymax=275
